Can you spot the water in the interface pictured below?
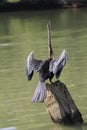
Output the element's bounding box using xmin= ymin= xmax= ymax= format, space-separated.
xmin=0 ymin=8 xmax=87 ymax=130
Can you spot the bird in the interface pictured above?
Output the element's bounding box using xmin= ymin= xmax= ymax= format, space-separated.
xmin=26 ymin=21 xmax=68 ymax=103
xmin=26 ymin=49 xmax=68 ymax=103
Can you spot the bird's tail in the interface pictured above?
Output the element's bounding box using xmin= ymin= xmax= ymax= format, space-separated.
xmin=31 ymin=81 xmax=46 ymax=103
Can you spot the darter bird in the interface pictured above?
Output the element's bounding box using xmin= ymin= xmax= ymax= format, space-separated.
xmin=26 ymin=21 xmax=68 ymax=103
xmin=26 ymin=50 xmax=68 ymax=103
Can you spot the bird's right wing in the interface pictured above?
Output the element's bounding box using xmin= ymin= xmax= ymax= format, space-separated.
xmin=26 ymin=51 xmax=45 ymax=80
xmin=49 ymin=50 xmax=68 ymax=79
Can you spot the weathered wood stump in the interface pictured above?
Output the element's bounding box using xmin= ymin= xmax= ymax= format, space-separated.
xmin=44 ymin=80 xmax=83 ymax=125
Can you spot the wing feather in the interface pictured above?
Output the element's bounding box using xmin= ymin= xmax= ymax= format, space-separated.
xmin=49 ymin=50 xmax=68 ymax=79
xmin=26 ymin=51 xmax=45 ymax=80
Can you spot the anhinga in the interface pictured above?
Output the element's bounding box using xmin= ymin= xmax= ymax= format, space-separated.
xmin=26 ymin=22 xmax=68 ymax=103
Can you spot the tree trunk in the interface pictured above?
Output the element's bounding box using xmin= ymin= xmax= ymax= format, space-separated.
xmin=44 ymin=80 xmax=83 ymax=125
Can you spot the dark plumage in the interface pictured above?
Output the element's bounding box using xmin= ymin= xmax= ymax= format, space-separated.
xmin=26 ymin=50 xmax=68 ymax=103
xmin=39 ymin=58 xmax=54 ymax=82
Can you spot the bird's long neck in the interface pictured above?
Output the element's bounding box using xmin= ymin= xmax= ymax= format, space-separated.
xmin=47 ymin=21 xmax=55 ymax=59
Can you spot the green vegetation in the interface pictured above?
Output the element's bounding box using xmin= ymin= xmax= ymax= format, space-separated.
xmin=0 ymin=0 xmax=87 ymax=4
xmin=0 ymin=0 xmax=87 ymax=11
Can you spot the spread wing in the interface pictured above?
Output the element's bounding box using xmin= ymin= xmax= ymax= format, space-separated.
xmin=26 ymin=51 xmax=45 ymax=80
xmin=49 ymin=50 xmax=68 ymax=79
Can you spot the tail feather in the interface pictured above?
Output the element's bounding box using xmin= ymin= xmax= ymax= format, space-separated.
xmin=31 ymin=81 xmax=46 ymax=103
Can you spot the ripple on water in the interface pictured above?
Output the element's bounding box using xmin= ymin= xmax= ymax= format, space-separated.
xmin=0 ymin=127 xmax=17 ymax=130
xmin=0 ymin=43 xmax=12 ymax=47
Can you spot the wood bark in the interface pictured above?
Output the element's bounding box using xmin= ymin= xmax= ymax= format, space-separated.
xmin=44 ymin=80 xmax=83 ymax=125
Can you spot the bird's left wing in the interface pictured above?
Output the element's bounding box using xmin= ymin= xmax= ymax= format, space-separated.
xmin=49 ymin=50 xmax=68 ymax=79
xmin=26 ymin=51 xmax=45 ymax=80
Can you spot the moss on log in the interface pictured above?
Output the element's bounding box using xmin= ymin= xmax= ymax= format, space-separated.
xmin=44 ymin=80 xmax=83 ymax=125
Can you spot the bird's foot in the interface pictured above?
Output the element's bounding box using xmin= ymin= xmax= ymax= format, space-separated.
xmin=50 ymin=80 xmax=54 ymax=85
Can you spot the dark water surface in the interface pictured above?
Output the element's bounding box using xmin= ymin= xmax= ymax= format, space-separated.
xmin=0 ymin=8 xmax=87 ymax=130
